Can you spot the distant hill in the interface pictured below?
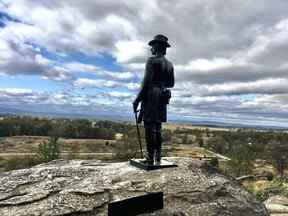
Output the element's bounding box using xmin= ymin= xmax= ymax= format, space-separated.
xmin=0 ymin=106 xmax=130 ymax=121
xmin=0 ymin=106 xmax=287 ymax=130
xmin=170 ymin=118 xmax=288 ymax=130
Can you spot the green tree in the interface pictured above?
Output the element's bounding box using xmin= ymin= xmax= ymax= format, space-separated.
xmin=226 ymin=143 xmax=255 ymax=177
xmin=37 ymin=136 xmax=61 ymax=163
xmin=206 ymin=135 xmax=227 ymax=154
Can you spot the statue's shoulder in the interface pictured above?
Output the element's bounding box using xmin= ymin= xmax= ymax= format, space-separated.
xmin=148 ymin=56 xmax=166 ymax=63
xmin=164 ymin=58 xmax=173 ymax=69
xmin=146 ymin=57 xmax=156 ymax=65
xmin=147 ymin=56 xmax=173 ymax=68
xmin=147 ymin=56 xmax=158 ymax=62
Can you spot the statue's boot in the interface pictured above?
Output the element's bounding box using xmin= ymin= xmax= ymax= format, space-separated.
xmin=144 ymin=127 xmax=154 ymax=165
xmin=155 ymin=131 xmax=162 ymax=165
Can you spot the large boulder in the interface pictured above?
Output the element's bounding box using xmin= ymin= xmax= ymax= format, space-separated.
xmin=0 ymin=157 xmax=268 ymax=216
xmin=264 ymin=195 xmax=288 ymax=215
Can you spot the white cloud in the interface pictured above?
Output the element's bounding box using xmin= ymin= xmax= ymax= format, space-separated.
xmin=1 ymin=0 xmax=288 ymax=126
xmin=105 ymin=71 xmax=134 ymax=81
xmin=126 ymin=82 xmax=140 ymax=91
xmin=0 ymin=37 xmax=72 ymax=81
xmin=202 ymin=78 xmax=288 ymax=96
xmin=176 ymin=58 xmax=235 ymax=72
xmin=114 ymin=40 xmax=147 ymax=63
xmin=64 ymin=62 xmax=99 ymax=73
xmin=63 ymin=62 xmax=135 ymax=81
xmin=0 ymin=87 xmax=133 ymax=113
xmin=0 ymin=88 xmax=33 ymax=94
xmin=73 ymin=78 xmax=119 ymax=88
xmin=108 ymin=91 xmax=132 ymax=98
xmin=73 ymin=78 xmax=140 ymax=91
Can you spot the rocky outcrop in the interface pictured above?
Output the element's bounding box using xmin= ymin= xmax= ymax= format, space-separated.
xmin=0 ymin=157 xmax=268 ymax=216
xmin=264 ymin=195 xmax=288 ymax=215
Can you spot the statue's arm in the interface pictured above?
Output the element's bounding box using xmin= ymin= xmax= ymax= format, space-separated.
xmin=166 ymin=62 xmax=174 ymax=88
xmin=133 ymin=58 xmax=152 ymax=104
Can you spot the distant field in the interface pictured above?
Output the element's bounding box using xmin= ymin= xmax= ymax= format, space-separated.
xmin=0 ymin=134 xmax=226 ymax=161
xmin=0 ymin=122 xmax=234 ymax=172
xmin=163 ymin=123 xmax=231 ymax=131
xmin=0 ymin=136 xmax=116 ymax=159
xmin=167 ymin=144 xmax=230 ymax=161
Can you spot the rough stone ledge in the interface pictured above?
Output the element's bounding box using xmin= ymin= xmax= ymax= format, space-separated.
xmin=0 ymin=157 xmax=269 ymax=216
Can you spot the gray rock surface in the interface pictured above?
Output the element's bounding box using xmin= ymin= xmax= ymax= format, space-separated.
xmin=0 ymin=157 xmax=268 ymax=216
xmin=264 ymin=195 xmax=288 ymax=215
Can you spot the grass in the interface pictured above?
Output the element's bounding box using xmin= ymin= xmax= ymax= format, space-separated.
xmin=243 ymin=177 xmax=288 ymax=202
xmin=0 ymin=155 xmax=40 ymax=171
xmin=0 ymin=136 xmax=118 ymax=171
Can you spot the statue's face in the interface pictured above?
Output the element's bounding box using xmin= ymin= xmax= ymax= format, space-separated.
xmin=150 ymin=43 xmax=166 ymax=56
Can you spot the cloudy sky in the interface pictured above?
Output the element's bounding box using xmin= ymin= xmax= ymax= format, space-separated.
xmin=0 ymin=0 xmax=288 ymax=127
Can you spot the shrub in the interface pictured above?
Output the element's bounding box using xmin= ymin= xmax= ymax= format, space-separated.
xmin=209 ymin=157 xmax=219 ymax=168
xmin=246 ymin=178 xmax=288 ymax=202
xmin=37 ymin=136 xmax=61 ymax=163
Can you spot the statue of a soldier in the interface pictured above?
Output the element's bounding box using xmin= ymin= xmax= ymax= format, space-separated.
xmin=133 ymin=34 xmax=174 ymax=165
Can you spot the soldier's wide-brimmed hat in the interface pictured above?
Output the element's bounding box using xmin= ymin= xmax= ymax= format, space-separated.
xmin=148 ymin=34 xmax=171 ymax=47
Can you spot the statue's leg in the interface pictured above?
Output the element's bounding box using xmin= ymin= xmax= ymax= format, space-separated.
xmin=154 ymin=122 xmax=162 ymax=164
xmin=144 ymin=122 xmax=154 ymax=165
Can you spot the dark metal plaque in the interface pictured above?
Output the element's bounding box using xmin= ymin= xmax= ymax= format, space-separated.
xmin=108 ymin=192 xmax=163 ymax=216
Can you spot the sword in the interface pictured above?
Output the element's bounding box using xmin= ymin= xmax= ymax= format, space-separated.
xmin=135 ymin=109 xmax=144 ymax=158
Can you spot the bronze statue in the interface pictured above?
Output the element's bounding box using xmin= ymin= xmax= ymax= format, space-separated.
xmin=133 ymin=34 xmax=174 ymax=165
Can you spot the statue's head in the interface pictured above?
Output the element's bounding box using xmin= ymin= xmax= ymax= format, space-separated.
xmin=148 ymin=34 xmax=170 ymax=56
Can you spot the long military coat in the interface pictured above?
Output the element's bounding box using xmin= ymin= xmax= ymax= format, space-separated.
xmin=134 ymin=55 xmax=174 ymax=123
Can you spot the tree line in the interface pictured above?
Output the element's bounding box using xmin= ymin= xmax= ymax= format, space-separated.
xmin=0 ymin=116 xmax=135 ymax=139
